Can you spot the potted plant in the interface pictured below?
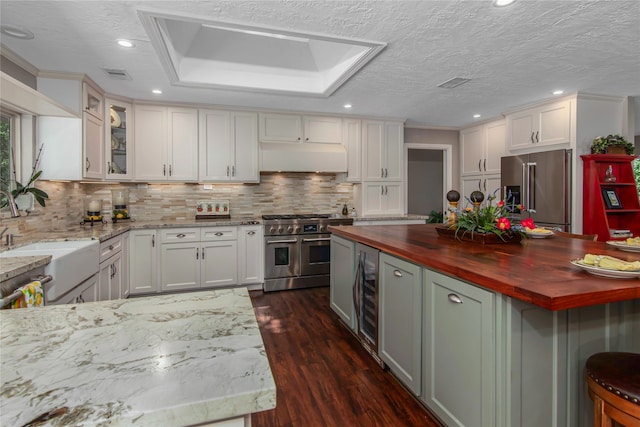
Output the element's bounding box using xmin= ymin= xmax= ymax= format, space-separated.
xmin=1 ymin=145 xmax=48 ymax=210
xmin=590 ymin=134 xmax=635 ymax=155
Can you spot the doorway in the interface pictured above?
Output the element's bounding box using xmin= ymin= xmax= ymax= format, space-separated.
xmin=404 ymin=143 xmax=452 ymax=220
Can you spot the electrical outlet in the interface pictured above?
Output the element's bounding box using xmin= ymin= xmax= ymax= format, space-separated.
xmin=203 ymin=184 xmax=213 ymax=190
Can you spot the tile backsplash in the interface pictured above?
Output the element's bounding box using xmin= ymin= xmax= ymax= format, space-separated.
xmin=1 ymin=173 xmax=354 ymax=236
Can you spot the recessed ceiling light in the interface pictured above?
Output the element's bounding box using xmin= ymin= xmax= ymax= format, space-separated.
xmin=0 ymin=25 xmax=34 ymax=40
xmin=117 ymin=39 xmax=135 ymax=48
xmin=473 ymin=114 xmax=481 ymax=118
xmin=344 ymin=104 xmax=352 ymax=109
xmin=152 ymin=89 xmax=163 ymax=94
xmin=493 ymin=0 xmax=515 ymax=7
xmin=552 ymin=90 xmax=564 ymax=95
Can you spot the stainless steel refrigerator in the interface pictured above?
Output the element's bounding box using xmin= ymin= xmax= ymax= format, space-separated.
xmin=500 ymin=149 xmax=572 ymax=231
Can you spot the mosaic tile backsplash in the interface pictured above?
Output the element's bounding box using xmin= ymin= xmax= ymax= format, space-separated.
xmin=1 ymin=173 xmax=354 ymax=237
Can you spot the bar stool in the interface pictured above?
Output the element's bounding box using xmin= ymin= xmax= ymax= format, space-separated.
xmin=585 ymin=352 xmax=640 ymax=427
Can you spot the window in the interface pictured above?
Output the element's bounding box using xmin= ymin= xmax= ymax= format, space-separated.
xmin=0 ymin=110 xmax=19 ymax=207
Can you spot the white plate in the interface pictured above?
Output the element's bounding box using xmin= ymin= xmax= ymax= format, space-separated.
xmin=110 ymin=108 xmax=121 ymax=128
xmin=606 ymin=241 xmax=640 ymax=253
xmin=525 ymin=230 xmax=554 ymax=239
xmin=570 ymin=259 xmax=640 ymax=279
xmin=111 ymin=135 xmax=119 ymax=149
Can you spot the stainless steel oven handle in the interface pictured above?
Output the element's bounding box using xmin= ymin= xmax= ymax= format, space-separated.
xmin=301 ymin=237 xmax=331 ymax=242
xmin=267 ymin=239 xmax=298 ymax=244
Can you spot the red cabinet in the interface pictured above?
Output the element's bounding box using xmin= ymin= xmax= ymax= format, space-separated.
xmin=582 ymin=154 xmax=640 ymax=241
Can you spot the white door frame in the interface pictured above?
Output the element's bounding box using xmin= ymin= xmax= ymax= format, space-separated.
xmin=404 ymin=143 xmax=453 ymax=217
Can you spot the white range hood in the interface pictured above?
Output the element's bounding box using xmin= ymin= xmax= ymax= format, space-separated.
xmin=260 ymin=141 xmax=347 ymax=172
xmin=0 ymin=71 xmax=77 ymax=118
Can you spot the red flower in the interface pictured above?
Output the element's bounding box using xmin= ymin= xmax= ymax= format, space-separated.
xmin=497 ymin=200 xmax=505 ymax=208
xmin=496 ymin=217 xmax=511 ymax=230
xmin=521 ymin=218 xmax=536 ymax=229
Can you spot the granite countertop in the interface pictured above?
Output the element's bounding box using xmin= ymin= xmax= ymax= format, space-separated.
xmin=0 ymin=217 xmax=262 ymax=282
xmin=352 ymin=214 xmax=429 ymax=222
xmin=0 ymin=288 xmax=276 ymax=426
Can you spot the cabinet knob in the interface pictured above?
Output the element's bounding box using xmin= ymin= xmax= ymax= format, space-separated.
xmin=448 ymin=293 xmax=463 ymax=304
xmin=109 ymin=244 xmax=114 ymax=250
xmin=393 ymin=270 xmax=403 ymax=278
xmin=248 ymin=231 xmax=256 ymax=236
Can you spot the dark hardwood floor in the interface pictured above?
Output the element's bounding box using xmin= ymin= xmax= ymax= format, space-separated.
xmin=249 ymin=287 xmax=442 ymax=427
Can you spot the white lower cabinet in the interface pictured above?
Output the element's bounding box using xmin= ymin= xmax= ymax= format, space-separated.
xmin=379 ymin=253 xmax=422 ymax=396
xmin=129 ymin=229 xmax=159 ymax=295
xmin=421 ymin=269 xmax=498 ymax=427
xmin=55 ymin=274 xmax=98 ymax=305
xmin=238 ymin=225 xmax=264 ymax=285
xmin=98 ymin=235 xmax=124 ymax=300
xmin=329 ymin=235 xmax=356 ymax=330
xmin=160 ymin=227 xmax=239 ymax=291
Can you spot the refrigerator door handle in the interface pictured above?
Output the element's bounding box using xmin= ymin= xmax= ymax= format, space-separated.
xmin=521 ymin=162 xmax=527 ymax=209
xmin=528 ymin=162 xmax=537 ymax=213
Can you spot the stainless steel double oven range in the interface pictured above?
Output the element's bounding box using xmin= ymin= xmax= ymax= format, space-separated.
xmin=263 ymin=214 xmax=353 ymax=292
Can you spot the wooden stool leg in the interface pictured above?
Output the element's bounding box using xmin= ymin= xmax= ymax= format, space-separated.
xmin=593 ymin=393 xmax=614 ymax=427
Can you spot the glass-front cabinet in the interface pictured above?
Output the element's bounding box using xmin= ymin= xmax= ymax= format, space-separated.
xmin=105 ymin=98 xmax=133 ymax=180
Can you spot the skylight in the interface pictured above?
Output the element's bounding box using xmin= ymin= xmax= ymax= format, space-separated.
xmin=138 ymin=9 xmax=387 ymax=97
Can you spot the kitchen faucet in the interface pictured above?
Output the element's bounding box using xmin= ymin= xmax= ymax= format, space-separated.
xmin=0 ymin=190 xmax=20 ymax=217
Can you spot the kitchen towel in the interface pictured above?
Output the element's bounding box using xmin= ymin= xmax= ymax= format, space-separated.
xmin=11 ymin=281 xmax=44 ymax=308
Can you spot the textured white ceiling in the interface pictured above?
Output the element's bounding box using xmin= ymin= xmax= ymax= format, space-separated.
xmin=1 ymin=0 xmax=639 ymax=129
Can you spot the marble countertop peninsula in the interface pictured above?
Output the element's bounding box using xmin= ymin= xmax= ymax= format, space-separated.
xmin=0 ymin=288 xmax=276 ymax=426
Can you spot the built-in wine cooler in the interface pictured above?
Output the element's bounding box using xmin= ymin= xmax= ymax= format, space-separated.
xmin=354 ymin=243 xmax=384 ymax=367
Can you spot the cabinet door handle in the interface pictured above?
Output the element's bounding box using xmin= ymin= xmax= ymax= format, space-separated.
xmin=483 ymin=158 xmax=486 ymax=171
xmin=107 ymin=161 xmax=111 ymax=174
xmin=152 ymin=235 xmax=155 ymax=247
xmin=483 ymin=179 xmax=487 ymax=192
xmin=535 ymin=131 xmax=539 ymax=143
xmin=176 ymin=233 xmax=186 ymax=238
xmin=393 ymin=269 xmax=403 ymax=277
xmin=196 ymin=248 xmax=199 ymax=260
xmin=86 ymin=157 xmax=90 ymax=172
xmin=381 ymin=186 xmax=384 ymax=195
xmin=227 ymin=166 xmax=230 ymax=176
xmin=381 ymin=168 xmax=384 ymax=178
xmin=169 ymin=164 xmax=172 ymax=176
xmin=232 ymin=165 xmax=235 ymax=176
xmin=448 ymin=293 xmax=463 ymax=304
xmin=530 ymin=132 xmax=535 ymax=143
xmin=478 ymin=159 xmax=482 ymax=172
xmin=477 ymin=179 xmax=482 ymax=191
xmin=163 ymin=164 xmax=166 ymax=176
xmin=248 ymin=231 xmax=256 ymax=236
xmin=215 ymin=232 xmax=224 ymax=236
xmin=385 ymin=168 xmax=388 ymax=178
xmin=202 ymin=248 xmax=205 ymax=259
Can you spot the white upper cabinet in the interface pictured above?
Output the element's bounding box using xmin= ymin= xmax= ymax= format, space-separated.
xmin=362 ymin=120 xmax=404 ymax=181
xmin=460 ymin=119 xmax=506 ymax=176
xmin=134 ymin=105 xmax=198 ymax=181
xmin=37 ymin=76 xmax=104 ymax=180
xmin=507 ymin=99 xmax=572 ymax=150
xmin=344 ymin=119 xmax=362 ymax=182
xmin=259 ymin=113 xmax=342 ymax=144
xmin=199 ymin=109 xmax=259 ymax=183
xmin=105 ymin=98 xmax=133 ymax=181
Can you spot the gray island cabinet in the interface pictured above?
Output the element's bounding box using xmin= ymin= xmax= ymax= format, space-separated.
xmin=329 ymin=225 xmax=640 ymax=427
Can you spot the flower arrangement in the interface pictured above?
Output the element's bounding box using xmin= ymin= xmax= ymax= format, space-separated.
xmin=590 ymin=134 xmax=635 ymax=155
xmin=446 ymin=189 xmax=530 ymax=241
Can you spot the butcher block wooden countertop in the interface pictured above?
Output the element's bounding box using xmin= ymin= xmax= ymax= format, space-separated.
xmin=329 ymin=224 xmax=640 ymax=311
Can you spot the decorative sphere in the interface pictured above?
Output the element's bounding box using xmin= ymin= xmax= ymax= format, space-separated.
xmin=470 ymin=191 xmax=485 ymax=203
xmin=446 ymin=190 xmax=461 ymax=203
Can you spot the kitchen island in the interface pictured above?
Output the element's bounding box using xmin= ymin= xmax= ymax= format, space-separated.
xmin=0 ymin=288 xmax=276 ymax=426
xmin=330 ymin=224 xmax=640 ymax=427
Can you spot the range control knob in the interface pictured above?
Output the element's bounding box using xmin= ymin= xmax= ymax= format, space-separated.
xmin=319 ymin=225 xmax=326 ymax=233
xmin=277 ymin=227 xmax=284 ymax=234
xmin=269 ymin=227 xmax=276 ymax=234
xmin=287 ymin=226 xmax=294 ymax=233
xmin=294 ymin=226 xmax=301 ymax=233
